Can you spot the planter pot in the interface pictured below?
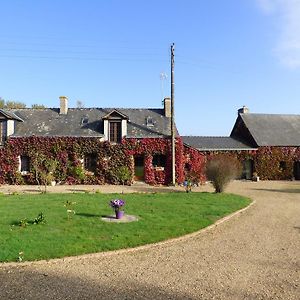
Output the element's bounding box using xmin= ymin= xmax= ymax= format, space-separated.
xmin=115 ymin=210 xmax=124 ymax=219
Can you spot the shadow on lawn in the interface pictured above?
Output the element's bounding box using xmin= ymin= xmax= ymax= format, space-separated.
xmin=21 ymin=189 xmax=42 ymax=193
xmin=130 ymin=186 xmax=183 ymax=193
xmin=66 ymin=189 xmax=90 ymax=193
xmin=252 ymin=188 xmax=300 ymax=194
xmin=76 ymin=212 xmax=101 ymax=218
xmin=10 ymin=219 xmax=40 ymax=226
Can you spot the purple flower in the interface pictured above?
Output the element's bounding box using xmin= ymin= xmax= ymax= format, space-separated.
xmin=109 ymin=199 xmax=125 ymax=211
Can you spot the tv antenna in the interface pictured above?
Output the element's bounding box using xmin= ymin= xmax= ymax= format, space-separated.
xmin=160 ymin=72 xmax=168 ymax=103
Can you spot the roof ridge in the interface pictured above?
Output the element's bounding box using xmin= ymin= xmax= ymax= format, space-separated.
xmin=182 ymin=135 xmax=231 ymax=138
xmin=242 ymin=112 xmax=300 ymax=117
xmin=6 ymin=107 xmax=164 ymax=111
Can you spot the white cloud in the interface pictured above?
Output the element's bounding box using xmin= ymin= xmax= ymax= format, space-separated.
xmin=256 ymin=0 xmax=279 ymax=13
xmin=257 ymin=0 xmax=300 ymax=69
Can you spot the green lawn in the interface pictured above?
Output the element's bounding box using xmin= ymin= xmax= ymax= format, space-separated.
xmin=0 ymin=192 xmax=251 ymax=262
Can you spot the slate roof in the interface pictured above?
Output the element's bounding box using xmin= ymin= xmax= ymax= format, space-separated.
xmin=182 ymin=136 xmax=256 ymax=151
xmin=6 ymin=107 xmax=173 ymax=138
xmin=0 ymin=109 xmax=24 ymax=121
xmin=235 ymin=113 xmax=300 ymax=146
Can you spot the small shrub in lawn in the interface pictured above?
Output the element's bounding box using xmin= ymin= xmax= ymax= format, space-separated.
xmin=18 ymin=251 xmax=24 ymax=262
xmin=206 ymin=156 xmax=241 ymax=193
xmin=33 ymin=212 xmax=46 ymax=225
xmin=18 ymin=212 xmax=46 ymax=227
xmin=64 ymin=200 xmax=76 ymax=219
xmin=18 ymin=218 xmax=28 ymax=228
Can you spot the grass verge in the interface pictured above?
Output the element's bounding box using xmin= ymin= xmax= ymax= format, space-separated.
xmin=0 ymin=192 xmax=251 ymax=262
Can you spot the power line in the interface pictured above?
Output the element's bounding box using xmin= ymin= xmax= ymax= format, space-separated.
xmin=0 ymin=54 xmax=168 ymax=63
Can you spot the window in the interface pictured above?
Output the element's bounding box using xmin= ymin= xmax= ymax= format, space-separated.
xmin=184 ymin=163 xmax=191 ymax=172
xmin=84 ymin=154 xmax=97 ymax=172
xmin=279 ymin=161 xmax=287 ymax=171
xmin=153 ymin=154 xmax=166 ymax=168
xmin=0 ymin=120 xmax=7 ymax=144
xmin=109 ymin=121 xmax=121 ymax=143
xmin=146 ymin=116 xmax=154 ymax=127
xmin=20 ymin=156 xmax=30 ymax=174
xmin=81 ymin=116 xmax=89 ymax=126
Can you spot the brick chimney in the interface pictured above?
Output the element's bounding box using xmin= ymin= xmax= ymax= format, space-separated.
xmin=238 ymin=105 xmax=249 ymax=114
xmin=59 ymin=96 xmax=68 ymax=115
xmin=164 ymin=97 xmax=171 ymax=118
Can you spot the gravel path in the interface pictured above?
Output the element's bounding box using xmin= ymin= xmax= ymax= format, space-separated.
xmin=0 ymin=181 xmax=299 ymax=299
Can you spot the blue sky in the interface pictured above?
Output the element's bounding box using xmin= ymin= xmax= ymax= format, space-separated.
xmin=1 ymin=0 xmax=300 ymax=135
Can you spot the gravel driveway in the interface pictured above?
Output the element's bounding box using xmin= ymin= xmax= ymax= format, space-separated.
xmin=0 ymin=181 xmax=299 ymax=299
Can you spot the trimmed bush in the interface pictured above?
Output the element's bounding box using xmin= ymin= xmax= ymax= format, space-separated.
xmin=206 ymin=156 xmax=241 ymax=193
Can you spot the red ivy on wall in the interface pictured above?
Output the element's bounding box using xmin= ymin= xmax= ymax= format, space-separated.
xmin=254 ymin=146 xmax=300 ymax=180
xmin=2 ymin=136 xmax=296 ymax=185
xmin=0 ymin=136 xmax=189 ymax=186
xmin=183 ymin=146 xmax=206 ymax=184
xmin=198 ymin=146 xmax=300 ymax=180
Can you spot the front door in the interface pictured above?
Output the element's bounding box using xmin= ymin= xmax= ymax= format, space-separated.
xmin=134 ymin=156 xmax=144 ymax=181
xmin=242 ymin=159 xmax=254 ymax=180
xmin=293 ymin=161 xmax=300 ymax=180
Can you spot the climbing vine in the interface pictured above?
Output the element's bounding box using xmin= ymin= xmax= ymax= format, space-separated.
xmin=200 ymin=147 xmax=300 ymax=180
xmin=0 ymin=136 xmax=186 ymax=186
xmin=1 ymin=136 xmax=298 ymax=185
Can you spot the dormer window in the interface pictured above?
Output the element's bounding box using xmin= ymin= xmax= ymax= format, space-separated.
xmin=81 ymin=116 xmax=89 ymax=126
xmin=109 ymin=121 xmax=121 ymax=143
xmin=0 ymin=109 xmax=24 ymax=144
xmin=102 ymin=110 xmax=128 ymax=143
xmin=0 ymin=120 xmax=7 ymax=144
xmin=146 ymin=116 xmax=154 ymax=127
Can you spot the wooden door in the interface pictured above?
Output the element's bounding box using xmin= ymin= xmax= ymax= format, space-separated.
xmin=134 ymin=156 xmax=144 ymax=181
xmin=294 ymin=161 xmax=300 ymax=180
xmin=242 ymin=159 xmax=254 ymax=180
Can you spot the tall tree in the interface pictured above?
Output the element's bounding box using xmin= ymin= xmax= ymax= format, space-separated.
xmin=76 ymin=100 xmax=85 ymax=108
xmin=0 ymin=98 xmax=5 ymax=108
xmin=0 ymin=98 xmax=27 ymax=109
xmin=32 ymin=104 xmax=47 ymax=109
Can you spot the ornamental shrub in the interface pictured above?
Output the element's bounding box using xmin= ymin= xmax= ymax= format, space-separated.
xmin=33 ymin=212 xmax=46 ymax=225
xmin=206 ymin=156 xmax=241 ymax=193
xmin=115 ymin=166 xmax=132 ymax=185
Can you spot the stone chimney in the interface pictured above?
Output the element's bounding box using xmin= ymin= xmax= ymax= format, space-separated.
xmin=238 ymin=105 xmax=249 ymax=114
xmin=59 ymin=96 xmax=68 ymax=115
xmin=164 ymin=97 xmax=171 ymax=118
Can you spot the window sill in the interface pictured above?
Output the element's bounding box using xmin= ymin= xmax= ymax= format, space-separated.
xmin=154 ymin=167 xmax=165 ymax=171
xmin=85 ymin=171 xmax=95 ymax=176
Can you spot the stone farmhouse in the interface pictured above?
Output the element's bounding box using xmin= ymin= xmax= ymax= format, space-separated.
xmin=183 ymin=106 xmax=300 ymax=181
xmin=0 ymin=97 xmax=299 ymax=185
xmin=0 ymin=97 xmax=188 ymax=185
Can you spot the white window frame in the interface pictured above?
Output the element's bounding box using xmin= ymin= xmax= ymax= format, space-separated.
xmin=18 ymin=155 xmax=30 ymax=175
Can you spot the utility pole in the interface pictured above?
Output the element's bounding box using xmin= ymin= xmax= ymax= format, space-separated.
xmin=171 ymin=43 xmax=176 ymax=185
